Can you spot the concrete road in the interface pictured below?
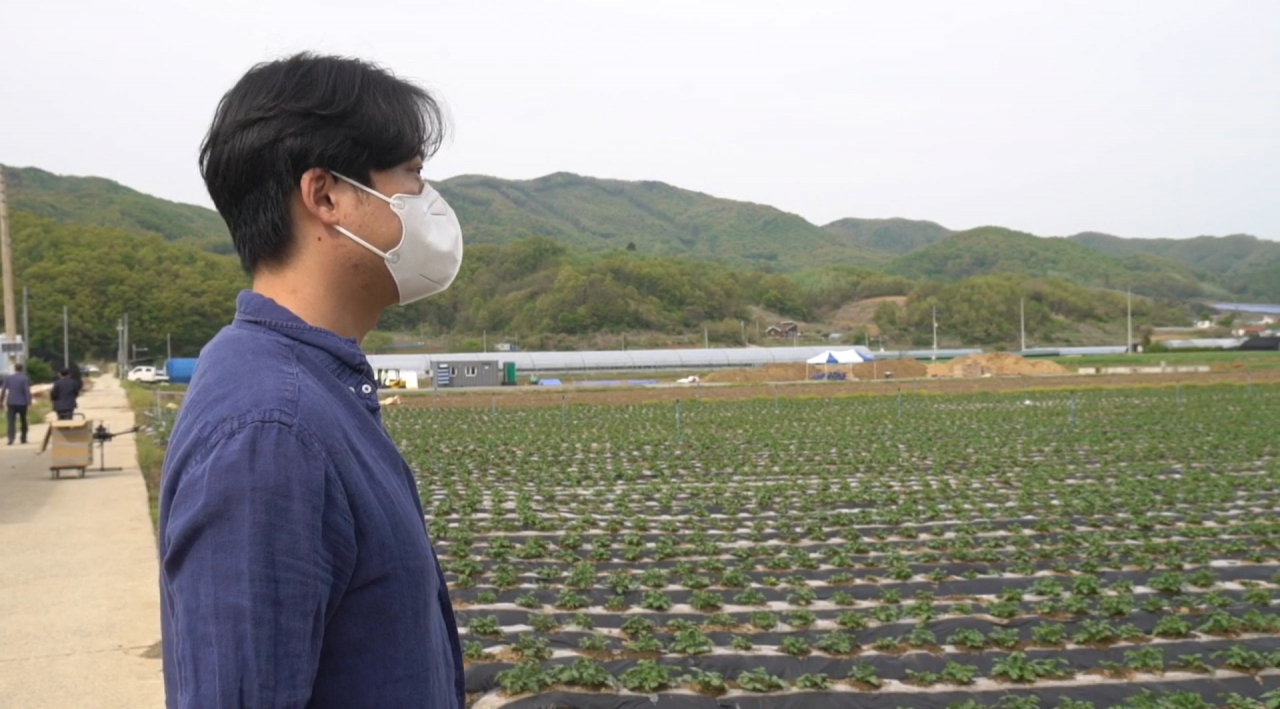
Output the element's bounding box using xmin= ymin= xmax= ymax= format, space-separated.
xmin=0 ymin=375 xmax=163 ymax=708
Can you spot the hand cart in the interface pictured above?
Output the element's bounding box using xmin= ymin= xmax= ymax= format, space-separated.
xmin=41 ymin=414 xmax=94 ymax=479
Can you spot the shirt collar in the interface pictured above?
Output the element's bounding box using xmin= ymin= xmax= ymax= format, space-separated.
xmin=233 ymin=291 xmax=380 ymax=406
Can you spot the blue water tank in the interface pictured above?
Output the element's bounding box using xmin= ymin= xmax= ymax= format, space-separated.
xmin=166 ymin=358 xmax=199 ymax=384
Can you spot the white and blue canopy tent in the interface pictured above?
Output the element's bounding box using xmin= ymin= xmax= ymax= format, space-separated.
xmin=804 ymin=349 xmax=872 ymax=379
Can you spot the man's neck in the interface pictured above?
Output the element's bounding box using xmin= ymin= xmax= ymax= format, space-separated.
xmin=252 ymin=271 xmax=382 ymax=342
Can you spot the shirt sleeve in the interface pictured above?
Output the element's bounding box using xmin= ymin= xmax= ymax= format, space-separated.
xmin=161 ymin=421 xmax=357 ymax=708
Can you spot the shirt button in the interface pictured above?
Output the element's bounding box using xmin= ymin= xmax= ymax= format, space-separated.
xmin=361 ymin=384 xmax=373 ymax=394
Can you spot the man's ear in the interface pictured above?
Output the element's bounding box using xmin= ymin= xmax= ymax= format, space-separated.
xmin=298 ymin=168 xmax=343 ymax=226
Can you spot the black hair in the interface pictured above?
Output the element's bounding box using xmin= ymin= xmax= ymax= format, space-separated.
xmin=60 ymin=368 xmax=70 ymax=377
xmin=199 ymin=53 xmax=446 ymax=273
xmin=14 ymin=364 xmax=23 ymax=372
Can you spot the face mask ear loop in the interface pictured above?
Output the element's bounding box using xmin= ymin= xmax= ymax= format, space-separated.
xmin=331 ymin=171 xmax=393 ymax=204
xmin=333 ymin=225 xmax=393 ymax=261
xmin=329 ymin=171 xmax=398 ymax=261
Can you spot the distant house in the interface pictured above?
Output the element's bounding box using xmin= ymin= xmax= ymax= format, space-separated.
xmin=767 ymin=321 xmax=800 ymax=339
xmin=1232 ymin=325 xmax=1268 ymax=337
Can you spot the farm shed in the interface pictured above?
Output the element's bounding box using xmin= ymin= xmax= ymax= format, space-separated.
xmin=434 ymin=360 xmax=502 ymax=388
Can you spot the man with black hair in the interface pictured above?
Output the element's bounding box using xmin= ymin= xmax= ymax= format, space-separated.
xmin=50 ymin=368 xmax=81 ymax=420
xmin=159 ymin=54 xmax=464 ymax=708
xmin=1 ymin=363 xmax=32 ymax=444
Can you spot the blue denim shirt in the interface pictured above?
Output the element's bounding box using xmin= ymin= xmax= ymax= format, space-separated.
xmin=158 ymin=291 xmax=463 ymax=708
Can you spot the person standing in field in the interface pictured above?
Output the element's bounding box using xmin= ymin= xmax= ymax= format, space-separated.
xmin=158 ymin=54 xmax=465 ymax=708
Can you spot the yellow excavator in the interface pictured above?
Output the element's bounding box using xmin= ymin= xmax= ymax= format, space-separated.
xmin=376 ymin=368 xmax=408 ymax=389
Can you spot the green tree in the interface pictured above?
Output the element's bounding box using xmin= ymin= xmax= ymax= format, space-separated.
xmin=11 ymin=212 xmax=245 ymax=360
xmin=361 ymin=331 xmax=395 ymax=354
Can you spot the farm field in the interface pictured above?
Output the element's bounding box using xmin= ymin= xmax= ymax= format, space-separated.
xmin=384 ymin=383 xmax=1280 ymax=709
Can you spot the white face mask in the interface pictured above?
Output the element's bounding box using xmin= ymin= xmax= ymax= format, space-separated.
xmin=331 ymin=172 xmax=464 ymax=305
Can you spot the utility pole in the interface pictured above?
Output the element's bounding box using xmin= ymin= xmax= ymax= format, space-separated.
xmin=1126 ymin=290 xmax=1133 ymax=354
xmin=22 ymin=286 xmax=29 ymax=362
xmin=704 ymin=327 xmax=709 ymax=349
xmin=167 ymin=332 xmax=172 ymax=361
xmin=1020 ymin=297 xmax=1026 ymax=353
xmin=482 ymin=330 xmax=486 ymax=353
xmin=117 ymin=319 xmax=124 ymax=377
xmin=0 ymin=166 xmax=15 ymax=359
xmin=740 ymin=320 xmax=746 ymax=346
xmin=931 ymin=305 xmax=938 ymax=361
xmin=63 ymin=305 xmax=69 ymax=369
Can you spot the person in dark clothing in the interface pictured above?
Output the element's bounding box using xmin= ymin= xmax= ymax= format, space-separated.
xmin=2 ymin=363 xmax=32 ymax=444
xmin=50 ymin=369 xmax=82 ymax=420
xmin=159 ymin=54 xmax=465 ymax=708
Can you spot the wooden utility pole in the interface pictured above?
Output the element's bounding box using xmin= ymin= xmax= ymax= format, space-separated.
xmin=1020 ymin=297 xmax=1026 ymax=352
xmin=22 ymin=286 xmax=29 ymax=362
xmin=1126 ymin=290 xmax=1133 ymax=354
xmin=931 ymin=305 xmax=938 ymax=361
xmin=0 ymin=166 xmax=15 ymax=343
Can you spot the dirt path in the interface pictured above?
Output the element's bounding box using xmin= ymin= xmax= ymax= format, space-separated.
xmin=0 ymin=375 xmax=163 ymax=708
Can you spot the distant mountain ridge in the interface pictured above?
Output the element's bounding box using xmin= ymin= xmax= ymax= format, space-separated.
xmin=885 ymin=226 xmax=1216 ymax=301
xmin=3 ymin=166 xmax=233 ymax=255
xmin=821 ymin=217 xmax=952 ymax=256
xmin=4 ymin=164 xmax=1274 ymax=300
xmin=1068 ymin=231 xmax=1280 ymax=278
xmin=435 ymin=172 xmax=887 ymax=269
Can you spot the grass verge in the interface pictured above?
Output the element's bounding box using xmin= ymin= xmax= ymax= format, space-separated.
xmin=123 ymin=382 xmax=184 ymax=532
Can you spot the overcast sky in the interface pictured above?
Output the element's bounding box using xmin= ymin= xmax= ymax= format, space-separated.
xmin=2 ymin=1 xmax=1277 ymax=240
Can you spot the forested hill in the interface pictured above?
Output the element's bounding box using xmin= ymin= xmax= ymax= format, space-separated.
xmin=4 ymin=166 xmax=233 ymax=255
xmin=1068 ymin=232 xmax=1280 ymax=275
xmin=4 ymin=164 xmax=1277 ymax=361
xmin=7 ymin=164 xmax=1274 ymax=290
xmin=884 ymin=227 xmax=1213 ymax=301
xmin=1068 ymin=232 xmax=1280 ymax=301
xmin=8 ymin=211 xmax=244 ymax=362
xmin=820 ymin=217 xmax=952 ymax=257
xmin=435 ymin=172 xmax=886 ymax=270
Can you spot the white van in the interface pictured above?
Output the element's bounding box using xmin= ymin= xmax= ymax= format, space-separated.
xmin=126 ymin=366 xmax=169 ymax=384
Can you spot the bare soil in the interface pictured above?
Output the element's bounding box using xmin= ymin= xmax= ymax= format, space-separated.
xmin=828 ymin=296 xmax=908 ymax=332
xmin=396 ymin=369 xmax=1279 ymax=410
xmin=702 ymin=359 xmax=929 ymax=384
xmin=926 ymin=352 xmax=1070 ymax=378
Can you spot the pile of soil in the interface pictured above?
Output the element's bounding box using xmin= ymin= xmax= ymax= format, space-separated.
xmin=701 ymin=358 xmax=928 ymax=383
xmin=927 ymin=352 xmax=1069 ymax=378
